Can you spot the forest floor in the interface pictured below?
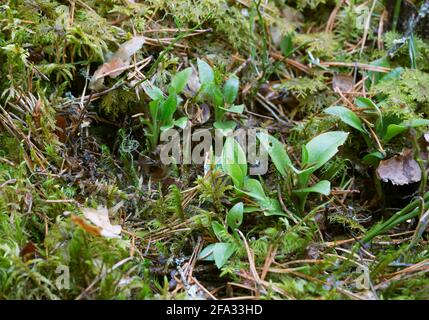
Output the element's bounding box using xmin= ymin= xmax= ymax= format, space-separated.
xmin=0 ymin=0 xmax=429 ymax=300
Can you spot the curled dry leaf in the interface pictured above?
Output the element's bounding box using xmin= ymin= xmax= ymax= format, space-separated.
xmin=332 ymin=74 xmax=354 ymax=93
xmin=376 ymin=149 xmax=421 ymax=185
xmin=183 ymin=68 xmax=201 ymax=97
xmin=90 ymin=36 xmax=145 ymax=90
xmin=72 ymin=205 xmax=122 ymax=238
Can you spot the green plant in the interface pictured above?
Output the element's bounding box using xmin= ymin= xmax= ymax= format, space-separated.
xmin=143 ymin=68 xmax=192 ymax=150
xmin=197 ymin=59 xmax=244 ymax=130
xmin=258 ymin=131 xmax=348 ymax=213
xmin=220 ymin=137 xmax=286 ymax=217
xmin=324 ymin=99 xmax=429 ymax=165
xmin=199 ymin=202 xmax=244 ymax=269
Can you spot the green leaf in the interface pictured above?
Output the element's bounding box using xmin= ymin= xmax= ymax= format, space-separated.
xmin=362 ymin=151 xmax=385 ymax=166
xmin=170 ymin=67 xmax=192 ymax=94
xmin=174 ymin=117 xmax=189 ymax=129
xmin=355 ymin=97 xmax=383 ymax=132
xmin=227 ymin=202 xmax=243 ymax=230
xmin=242 ymin=178 xmax=266 ymax=201
xmin=280 ymin=33 xmax=294 ymax=58
xmin=223 ymin=75 xmax=239 ymax=105
xmin=293 ymin=180 xmax=331 ymax=196
xmin=199 ymin=242 xmax=237 ymax=268
xmin=212 ymin=221 xmax=230 ymax=243
xmin=145 ymin=85 xmax=164 ymax=101
xmin=219 ymin=104 xmax=244 ymax=114
xmin=241 ymin=179 xmax=287 ymax=217
xmin=213 ymin=242 xmax=236 ymax=269
xmin=199 ymin=244 xmax=216 ymax=261
xmin=365 ymin=57 xmax=390 ymax=88
xmin=257 ymin=132 xmax=295 ymax=177
xmin=324 ymin=106 xmax=365 ymax=133
xmin=379 ymin=67 xmax=404 ymax=83
xmin=197 ymin=58 xmax=214 ymax=85
xmin=383 ymin=119 xmax=429 ymax=143
xmin=160 ymin=94 xmax=178 ymax=122
xmin=214 ymin=121 xmax=237 ymax=136
xmin=303 ymin=131 xmax=349 ymax=172
xmin=221 ymin=137 xmax=247 ymax=187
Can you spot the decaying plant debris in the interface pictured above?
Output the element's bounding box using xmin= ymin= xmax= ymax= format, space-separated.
xmin=0 ymin=0 xmax=429 ymax=300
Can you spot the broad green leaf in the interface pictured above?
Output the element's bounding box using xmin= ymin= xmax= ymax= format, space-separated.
xmin=160 ymin=122 xmax=174 ymax=131
xmin=170 ymin=67 xmax=192 ymax=94
xmin=223 ymin=75 xmax=239 ymax=105
xmin=227 ymin=202 xmax=244 ymax=230
xmin=241 ymin=179 xmax=286 ymax=217
xmin=303 ymin=131 xmax=349 ymax=172
xmin=160 ymin=94 xmax=178 ymax=122
xmin=213 ymin=242 xmax=236 ymax=269
xmin=199 ymin=242 xmax=237 ymax=268
xmin=257 ymin=132 xmax=295 ymax=177
xmin=242 ymin=178 xmax=266 ymax=201
xmin=174 ymin=117 xmax=189 ymax=129
xmin=324 ymin=106 xmax=365 ymax=133
xmin=204 ymin=82 xmax=224 ymax=108
xmin=362 ymin=151 xmax=385 ymax=165
xmin=382 ymin=124 xmax=407 ymax=143
xmin=145 ymin=85 xmax=163 ymax=101
xmin=222 ymin=137 xmax=247 ymax=188
xmin=383 ymin=119 xmax=429 ymax=143
xmin=280 ymin=33 xmax=294 ymax=57
xmin=355 ymin=97 xmax=380 ymax=113
xmin=379 ymin=67 xmax=404 ymax=83
xmin=149 ymin=99 xmax=159 ymax=121
xmin=212 ymin=221 xmax=230 ymax=243
xmin=199 ymin=244 xmax=216 ymax=261
xmin=259 ymin=198 xmax=286 ymax=217
xmin=219 ymin=104 xmax=244 ymax=114
xmin=365 ymin=57 xmax=390 ymax=88
xmin=293 ymin=180 xmax=331 ymax=196
xmin=409 ymin=119 xmax=429 ymax=127
xmin=197 ymin=58 xmax=214 ymax=85
xmin=355 ymin=97 xmax=383 ymax=132
xmin=214 ymin=121 xmax=237 ymax=132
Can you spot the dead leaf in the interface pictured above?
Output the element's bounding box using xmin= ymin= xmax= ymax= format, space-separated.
xmin=20 ymin=241 xmax=37 ymax=262
xmin=72 ymin=205 xmax=122 ymax=238
xmin=376 ymin=149 xmax=421 ymax=185
xmin=183 ymin=67 xmax=200 ymax=97
xmin=332 ymin=74 xmax=354 ymax=93
xmin=82 ymin=206 xmax=122 ymax=238
xmin=90 ymin=36 xmax=145 ymax=90
xmin=71 ymin=215 xmax=103 ymax=237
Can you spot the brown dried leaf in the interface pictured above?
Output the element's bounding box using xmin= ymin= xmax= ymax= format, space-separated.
xmin=20 ymin=241 xmax=37 ymax=262
xmin=90 ymin=36 xmax=145 ymax=89
xmin=376 ymin=149 xmax=421 ymax=185
xmin=332 ymin=74 xmax=354 ymax=93
xmin=81 ymin=206 xmax=122 ymax=238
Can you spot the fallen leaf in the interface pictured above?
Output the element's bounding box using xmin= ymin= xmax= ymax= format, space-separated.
xmin=55 ymin=115 xmax=67 ymax=143
xmin=82 ymin=206 xmax=122 ymax=238
xmin=72 ymin=205 xmax=122 ymax=238
xmin=183 ymin=67 xmax=200 ymax=97
xmin=71 ymin=215 xmax=103 ymax=237
xmin=376 ymin=149 xmax=421 ymax=185
xmin=90 ymin=36 xmax=145 ymax=89
xmin=332 ymin=74 xmax=354 ymax=93
xmin=20 ymin=241 xmax=37 ymax=262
